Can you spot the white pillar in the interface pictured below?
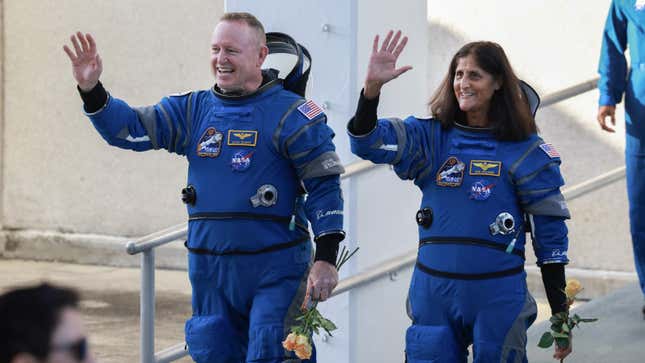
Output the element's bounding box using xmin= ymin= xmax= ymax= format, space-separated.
xmin=225 ymin=2 xmax=427 ymax=361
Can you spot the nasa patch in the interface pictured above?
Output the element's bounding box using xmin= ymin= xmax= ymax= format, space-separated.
xmin=197 ymin=127 xmax=223 ymax=158
xmin=436 ymin=156 xmax=465 ymax=187
xmin=231 ymin=150 xmax=254 ymax=171
xmin=469 ymin=180 xmax=495 ymax=200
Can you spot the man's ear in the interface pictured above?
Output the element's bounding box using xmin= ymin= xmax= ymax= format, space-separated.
xmin=258 ymin=45 xmax=269 ymax=67
xmin=11 ymin=352 xmax=40 ymax=363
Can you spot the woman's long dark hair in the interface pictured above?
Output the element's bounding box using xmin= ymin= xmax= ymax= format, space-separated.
xmin=429 ymin=41 xmax=537 ymax=141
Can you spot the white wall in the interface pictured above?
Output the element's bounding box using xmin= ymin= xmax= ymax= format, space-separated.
xmin=2 ymin=0 xmax=224 ymax=236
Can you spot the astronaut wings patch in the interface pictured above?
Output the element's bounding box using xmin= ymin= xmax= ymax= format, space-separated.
xmin=469 ymin=160 xmax=501 ymax=176
xmin=227 ymin=130 xmax=258 ymax=147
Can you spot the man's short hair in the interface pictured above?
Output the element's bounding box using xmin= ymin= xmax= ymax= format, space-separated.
xmin=219 ymin=12 xmax=266 ymax=45
xmin=0 ymin=283 xmax=80 ymax=362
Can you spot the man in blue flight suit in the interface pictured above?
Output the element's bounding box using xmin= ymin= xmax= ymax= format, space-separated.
xmin=63 ymin=12 xmax=345 ymax=362
xmin=597 ymin=0 xmax=645 ymax=316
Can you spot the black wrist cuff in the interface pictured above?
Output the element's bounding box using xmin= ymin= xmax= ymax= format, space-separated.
xmin=313 ymin=233 xmax=343 ymax=265
xmin=541 ymin=263 xmax=567 ymax=315
xmin=78 ymin=81 xmax=108 ymax=113
xmin=348 ymin=89 xmax=379 ymax=135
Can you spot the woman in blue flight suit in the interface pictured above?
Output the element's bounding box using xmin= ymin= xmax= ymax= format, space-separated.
xmin=348 ymin=32 xmax=572 ymax=362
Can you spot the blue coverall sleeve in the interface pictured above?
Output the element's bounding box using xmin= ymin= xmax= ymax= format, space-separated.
xmin=276 ymin=108 xmax=345 ymax=240
xmin=349 ymin=116 xmax=433 ymax=182
xmin=598 ymin=0 xmax=628 ymax=106
xmin=85 ymin=93 xmax=193 ymax=155
xmin=511 ymin=139 xmax=570 ymax=266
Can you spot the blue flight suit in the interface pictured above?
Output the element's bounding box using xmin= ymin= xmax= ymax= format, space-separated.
xmin=599 ymin=0 xmax=645 ymax=297
xmin=349 ymin=118 xmax=569 ymax=363
xmin=85 ymin=79 xmax=345 ymax=363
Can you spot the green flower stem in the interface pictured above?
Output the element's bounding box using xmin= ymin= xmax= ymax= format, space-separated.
xmin=336 ymin=246 xmax=359 ymax=270
xmin=289 ymin=246 xmax=360 ymax=344
xmin=537 ymin=308 xmax=598 ymax=360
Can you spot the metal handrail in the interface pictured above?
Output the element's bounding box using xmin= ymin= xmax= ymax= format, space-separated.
xmin=127 ymin=76 xmax=607 ymax=363
xmin=342 ymin=159 xmax=378 ymax=179
xmin=561 ymin=166 xmax=625 ymax=201
xmin=154 ymin=343 xmax=188 ymax=363
xmin=332 ymin=250 xmax=416 ymax=296
xmin=126 ymin=223 xmax=187 ymax=255
xmin=540 ymin=77 xmax=599 ymax=108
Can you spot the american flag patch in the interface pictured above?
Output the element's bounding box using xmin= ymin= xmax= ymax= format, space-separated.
xmin=539 ymin=143 xmax=560 ymax=158
xmin=297 ymin=100 xmax=323 ymax=120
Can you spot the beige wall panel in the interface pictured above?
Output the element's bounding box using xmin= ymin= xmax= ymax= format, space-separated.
xmin=3 ymin=0 xmax=224 ymax=236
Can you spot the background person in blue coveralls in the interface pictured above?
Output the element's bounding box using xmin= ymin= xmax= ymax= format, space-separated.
xmin=0 ymin=283 xmax=97 ymax=363
xmin=63 ymin=12 xmax=345 ymax=363
xmin=348 ymin=31 xmax=572 ymax=362
xmin=596 ymin=0 xmax=645 ymax=317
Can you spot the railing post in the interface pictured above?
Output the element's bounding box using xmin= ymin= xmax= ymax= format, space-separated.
xmin=141 ymin=249 xmax=156 ymax=363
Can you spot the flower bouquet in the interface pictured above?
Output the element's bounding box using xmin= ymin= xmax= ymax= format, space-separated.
xmin=282 ymin=245 xmax=359 ymax=359
xmin=537 ymin=279 xmax=598 ymax=362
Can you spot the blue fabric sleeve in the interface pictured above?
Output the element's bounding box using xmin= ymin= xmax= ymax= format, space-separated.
xmin=349 ymin=116 xmax=434 ymax=183
xmin=512 ymin=138 xmax=570 ymax=266
xmin=512 ymin=140 xmax=567 ymax=210
xmin=86 ymin=93 xmax=192 ymax=155
xmin=530 ymin=214 xmax=569 ymax=266
xmin=303 ymin=175 xmax=344 ymax=240
xmin=278 ymin=110 xmax=344 ymax=239
xmin=598 ymin=0 xmax=628 ymax=106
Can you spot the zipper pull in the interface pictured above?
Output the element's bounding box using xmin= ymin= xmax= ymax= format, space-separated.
xmin=289 ymin=214 xmax=296 ymax=231
xmin=505 ymin=238 xmax=517 ymax=254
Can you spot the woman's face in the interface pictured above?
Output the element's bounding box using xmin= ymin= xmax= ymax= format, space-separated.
xmin=453 ymin=54 xmax=500 ymax=119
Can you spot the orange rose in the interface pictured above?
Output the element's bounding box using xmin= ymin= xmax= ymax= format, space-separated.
xmin=282 ymin=332 xmax=298 ymax=351
xmin=295 ymin=334 xmax=308 ymax=347
xmin=294 ymin=338 xmax=312 ymax=359
xmin=565 ymin=279 xmax=583 ymax=300
xmin=283 ymin=333 xmax=312 ymax=359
